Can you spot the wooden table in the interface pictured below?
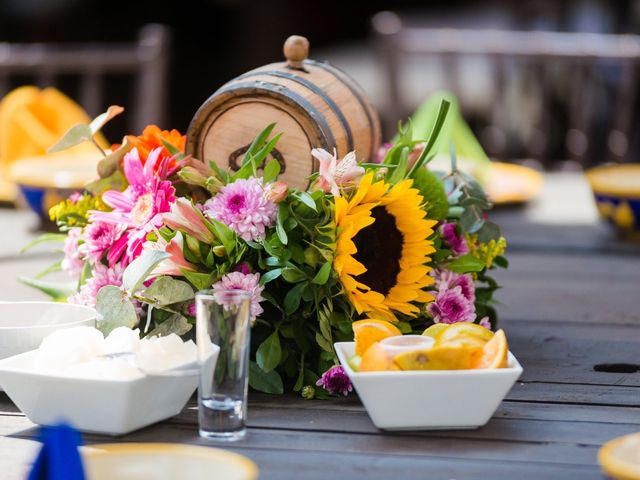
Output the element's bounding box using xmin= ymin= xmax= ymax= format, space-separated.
xmin=1 ymin=172 xmax=639 ymax=479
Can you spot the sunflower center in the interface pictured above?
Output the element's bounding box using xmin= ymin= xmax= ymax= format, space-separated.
xmin=352 ymin=206 xmax=403 ymax=295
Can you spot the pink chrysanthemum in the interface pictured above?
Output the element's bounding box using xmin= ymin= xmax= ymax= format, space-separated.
xmin=427 ymin=286 xmax=476 ymax=324
xmin=212 ymin=271 xmax=264 ymax=321
xmin=68 ymin=263 xmax=126 ymax=308
xmin=82 ymin=221 xmax=127 ymax=265
xmin=441 ymin=222 xmax=469 ymax=256
xmin=89 ymin=147 xmax=176 ymax=265
xmin=316 ymin=365 xmax=352 ymax=396
xmin=61 ymin=227 xmax=85 ymax=278
xmin=203 ymin=177 xmax=276 ymax=242
xmin=434 ymin=269 xmax=475 ymax=303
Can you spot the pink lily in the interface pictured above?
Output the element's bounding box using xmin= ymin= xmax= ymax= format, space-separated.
xmin=163 ymin=198 xmax=215 ymax=244
xmin=146 ymin=232 xmax=197 ymax=277
xmin=311 ymin=148 xmax=364 ymax=197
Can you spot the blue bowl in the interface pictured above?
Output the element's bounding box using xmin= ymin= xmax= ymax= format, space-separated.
xmin=586 ymin=164 xmax=640 ymax=238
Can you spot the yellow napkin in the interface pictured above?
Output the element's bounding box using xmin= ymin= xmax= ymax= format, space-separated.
xmin=0 ymin=86 xmax=108 ymax=201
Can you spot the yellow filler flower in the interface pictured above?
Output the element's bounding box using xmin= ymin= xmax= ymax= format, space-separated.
xmin=333 ymin=172 xmax=437 ymax=321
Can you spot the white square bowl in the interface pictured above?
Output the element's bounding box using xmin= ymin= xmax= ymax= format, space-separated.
xmin=0 ymin=350 xmax=198 ymax=435
xmin=335 ymin=341 xmax=523 ymax=430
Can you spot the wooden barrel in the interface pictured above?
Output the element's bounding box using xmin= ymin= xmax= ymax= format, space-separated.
xmin=186 ymin=35 xmax=381 ymax=190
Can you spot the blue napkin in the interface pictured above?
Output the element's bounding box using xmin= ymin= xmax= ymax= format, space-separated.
xmin=28 ymin=423 xmax=86 ymax=480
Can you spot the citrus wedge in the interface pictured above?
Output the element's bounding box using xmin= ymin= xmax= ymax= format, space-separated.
xmin=599 ymin=432 xmax=640 ymax=480
xmin=437 ymin=322 xmax=494 ymax=343
xmin=470 ymin=329 xmax=508 ymax=369
xmin=421 ymin=323 xmax=450 ymax=339
xmin=353 ymin=319 xmax=402 ymax=357
xmin=393 ymin=344 xmax=478 ymax=370
xmin=359 ymin=342 xmax=398 ymax=372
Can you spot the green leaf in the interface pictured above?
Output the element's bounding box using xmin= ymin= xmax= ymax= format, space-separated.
xmin=282 ymin=267 xmax=305 ymax=283
xmin=122 ymin=250 xmax=170 ymax=294
xmin=249 ymin=361 xmax=284 ymax=394
xmin=311 ymin=262 xmax=331 ymax=285
xmin=447 ymin=254 xmax=485 ymax=273
xmin=260 ymin=268 xmax=282 ymax=285
xmin=494 ymin=255 xmax=509 ymax=269
xmin=95 ymin=285 xmax=138 ymax=335
xmin=35 ymin=260 xmax=62 ymax=279
xmin=262 ymin=158 xmax=281 ymax=183
xmin=294 ymin=191 xmax=317 ymax=212
xmin=142 ymin=276 xmax=194 ymax=306
xmin=408 ymin=99 xmax=451 ymax=177
xmin=256 ymin=331 xmax=282 ymax=372
xmin=160 ymin=138 xmax=182 ymax=157
xmin=460 ymin=206 xmax=484 ymax=233
xmin=88 ymin=105 xmax=124 ymax=135
xmin=208 ymin=219 xmax=235 ymax=256
xmin=20 ymin=233 xmax=67 ymax=254
xmin=276 ymin=204 xmax=288 ymax=245
xmin=85 ymin=170 xmax=127 ymax=195
xmin=284 ymin=282 xmax=306 ymax=315
xmin=48 ymin=124 xmax=92 ymax=153
xmin=180 ymin=269 xmax=215 ymax=290
xmin=97 ymin=138 xmax=130 ymax=178
xmin=147 ymin=312 xmax=192 ymax=337
xmin=18 ymin=277 xmax=76 ymax=301
xmin=315 ymin=332 xmax=334 ymax=353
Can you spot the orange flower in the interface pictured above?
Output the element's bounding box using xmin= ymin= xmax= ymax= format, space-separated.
xmin=126 ymin=125 xmax=185 ymax=160
xmin=111 ymin=125 xmax=185 ymax=174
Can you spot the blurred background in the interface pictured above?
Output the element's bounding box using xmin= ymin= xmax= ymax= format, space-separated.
xmin=2 ymin=0 xmax=640 ymax=168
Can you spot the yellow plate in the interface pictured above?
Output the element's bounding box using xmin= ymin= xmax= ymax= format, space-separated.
xmin=82 ymin=443 xmax=259 ymax=480
xmin=484 ymin=162 xmax=544 ymax=205
xmin=599 ymin=432 xmax=640 ymax=480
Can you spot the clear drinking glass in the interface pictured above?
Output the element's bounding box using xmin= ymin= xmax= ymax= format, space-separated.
xmin=196 ymin=289 xmax=251 ymax=441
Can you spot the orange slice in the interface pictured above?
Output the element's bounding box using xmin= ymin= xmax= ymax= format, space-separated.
xmin=470 ymin=329 xmax=508 ymax=369
xmin=599 ymin=432 xmax=640 ymax=480
xmin=359 ymin=342 xmax=398 ymax=372
xmin=353 ymin=319 xmax=402 ymax=357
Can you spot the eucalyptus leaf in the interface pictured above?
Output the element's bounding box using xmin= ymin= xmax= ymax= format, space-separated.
xmin=249 ymin=361 xmax=284 ymax=394
xmin=122 ymin=250 xmax=171 ymax=294
xmin=477 ymin=221 xmax=501 ymax=243
xmin=143 ymin=276 xmax=194 ymax=306
xmin=460 ymin=206 xmax=484 ymax=233
xmin=447 ymin=254 xmax=485 ymax=273
xmin=85 ymin=170 xmax=127 ymax=195
xmin=95 ymin=285 xmax=138 ymax=335
xmin=48 ymin=124 xmax=92 ymax=153
xmin=97 ymin=138 xmax=130 ymax=178
xmin=147 ymin=313 xmax=192 ymax=337
xmin=256 ymin=331 xmax=282 ymax=372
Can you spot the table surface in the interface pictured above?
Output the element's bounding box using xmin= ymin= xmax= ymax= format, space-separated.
xmin=1 ymin=172 xmax=639 ymax=479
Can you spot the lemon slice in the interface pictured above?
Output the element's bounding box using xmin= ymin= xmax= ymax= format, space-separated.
xmin=393 ymin=344 xmax=479 ymax=370
xmin=599 ymin=432 xmax=640 ymax=480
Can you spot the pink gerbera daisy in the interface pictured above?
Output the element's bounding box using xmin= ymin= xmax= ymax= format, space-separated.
xmin=89 ymin=147 xmax=176 ymax=265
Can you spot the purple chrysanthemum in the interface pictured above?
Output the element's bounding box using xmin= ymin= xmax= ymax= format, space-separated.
xmin=316 ymin=365 xmax=352 ymax=396
xmin=61 ymin=227 xmax=85 ymax=278
xmin=434 ymin=269 xmax=475 ymax=303
xmin=212 ymin=271 xmax=264 ymax=321
xmin=203 ymin=177 xmax=276 ymax=242
xmin=68 ymin=263 xmax=126 ymax=308
xmin=427 ymin=286 xmax=476 ymax=324
xmin=440 ymin=222 xmax=469 ymax=256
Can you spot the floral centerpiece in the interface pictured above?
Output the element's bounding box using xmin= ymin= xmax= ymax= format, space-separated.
xmin=25 ymin=99 xmax=507 ymax=398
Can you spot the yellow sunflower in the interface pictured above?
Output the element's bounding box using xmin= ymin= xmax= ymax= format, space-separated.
xmin=333 ymin=172 xmax=437 ymax=321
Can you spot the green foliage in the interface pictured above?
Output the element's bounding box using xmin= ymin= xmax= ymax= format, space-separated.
xmin=95 ymin=285 xmax=138 ymax=335
xmin=411 ymin=168 xmax=449 ymax=221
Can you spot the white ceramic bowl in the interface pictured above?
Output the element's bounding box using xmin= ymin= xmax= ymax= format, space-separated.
xmin=335 ymin=341 xmax=523 ymax=430
xmin=82 ymin=443 xmax=258 ymax=480
xmin=0 ymin=302 xmax=96 ymax=361
xmin=0 ymin=349 xmax=198 ymax=435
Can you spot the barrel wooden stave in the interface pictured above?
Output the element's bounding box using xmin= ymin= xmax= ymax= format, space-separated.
xmin=186 ymin=55 xmax=381 ymax=190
